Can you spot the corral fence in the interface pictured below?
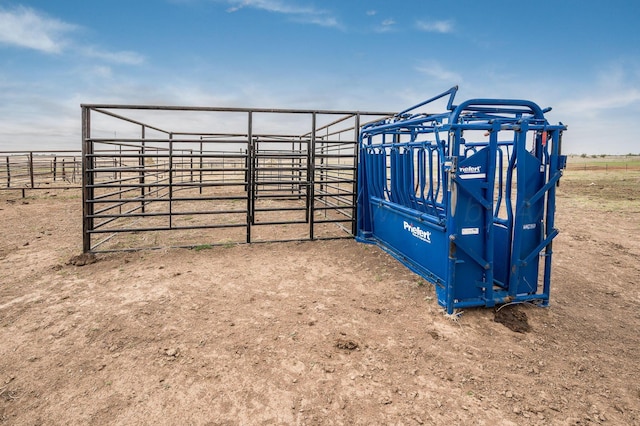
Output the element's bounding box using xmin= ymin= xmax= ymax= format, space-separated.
xmin=564 ymin=157 xmax=640 ymax=172
xmin=81 ymin=104 xmax=393 ymax=253
xmin=1 ymin=151 xmax=82 ymax=195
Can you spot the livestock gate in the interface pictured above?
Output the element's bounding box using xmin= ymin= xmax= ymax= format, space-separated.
xmin=357 ymin=87 xmax=567 ymax=314
xmin=81 ymin=105 xmax=392 ymax=253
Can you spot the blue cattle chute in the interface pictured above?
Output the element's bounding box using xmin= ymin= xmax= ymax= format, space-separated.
xmin=356 ymin=86 xmax=567 ymax=314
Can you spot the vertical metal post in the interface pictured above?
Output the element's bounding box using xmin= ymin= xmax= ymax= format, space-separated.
xmin=28 ymin=152 xmax=34 ymax=188
xmin=190 ymin=149 xmax=194 ymax=182
xmin=199 ymin=140 xmax=204 ymax=195
xmin=53 ymin=157 xmax=57 ymax=181
xmin=254 ymin=138 xmax=259 ymax=199
xmin=118 ymin=144 xmax=122 ymax=215
xmin=222 ymin=155 xmax=225 ymax=183
xmin=243 ymin=148 xmax=248 ymax=193
xmin=82 ymin=106 xmax=94 ymax=253
xmin=140 ymin=126 xmax=146 ymax=213
xmin=5 ymin=156 xmax=10 ymax=188
xmin=445 ymin=128 xmax=461 ymax=314
xmin=542 ymin=129 xmax=561 ymax=303
xmin=318 ymin=135 xmax=325 ymax=208
xmin=297 ymin=137 xmax=303 ymax=200
xmin=352 ymin=113 xmax=361 ymax=235
xmin=482 ymin=122 xmax=500 ymax=304
xmin=309 ymin=112 xmax=317 ymax=240
xmin=169 ymin=133 xmax=174 ymax=229
xmin=247 ymin=112 xmax=254 ymax=243
xmin=508 ymin=123 xmax=529 ymax=298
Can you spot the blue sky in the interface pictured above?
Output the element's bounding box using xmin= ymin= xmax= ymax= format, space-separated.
xmin=1 ymin=0 xmax=639 ymax=154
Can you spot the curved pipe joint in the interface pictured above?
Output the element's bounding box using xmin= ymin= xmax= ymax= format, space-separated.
xmin=450 ymin=98 xmax=546 ymax=123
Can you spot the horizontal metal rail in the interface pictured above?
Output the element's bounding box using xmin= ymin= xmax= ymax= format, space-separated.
xmin=88 ymin=223 xmax=247 ymax=234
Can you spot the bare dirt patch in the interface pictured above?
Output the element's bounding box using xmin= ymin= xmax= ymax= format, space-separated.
xmin=66 ymin=253 xmax=98 ymax=267
xmin=494 ymin=305 xmax=530 ymax=334
xmin=1 ymin=179 xmax=640 ymax=425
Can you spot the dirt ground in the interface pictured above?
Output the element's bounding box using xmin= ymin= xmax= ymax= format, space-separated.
xmin=1 ymin=170 xmax=639 ymax=425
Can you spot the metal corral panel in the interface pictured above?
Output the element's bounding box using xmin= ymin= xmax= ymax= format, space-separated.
xmin=80 ymin=104 xmax=393 ymax=252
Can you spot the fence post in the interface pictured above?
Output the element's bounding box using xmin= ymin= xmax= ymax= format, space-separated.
xmin=247 ymin=111 xmax=254 ymax=244
xmin=29 ymin=152 xmax=34 ymax=188
xmin=82 ymin=106 xmax=94 ymax=253
xmin=190 ymin=149 xmax=194 ymax=182
xmin=118 ymin=144 xmax=123 ymax=215
xmin=5 ymin=156 xmax=10 ymax=188
xmin=309 ymin=112 xmax=317 ymax=240
xmin=140 ymin=126 xmax=146 ymax=213
xmin=53 ymin=156 xmax=57 ymax=181
xmin=199 ymin=140 xmax=204 ymax=195
xmin=352 ymin=113 xmax=361 ymax=235
xmin=169 ymin=133 xmax=174 ymax=229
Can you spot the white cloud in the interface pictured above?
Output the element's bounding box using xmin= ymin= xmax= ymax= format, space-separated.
xmin=82 ymin=47 xmax=145 ymax=65
xmin=0 ymin=89 xmax=80 ymax=150
xmin=554 ymin=61 xmax=640 ymax=119
xmin=594 ymin=60 xmax=640 ymax=92
xmin=416 ymin=19 xmax=454 ymax=34
xmin=557 ymin=89 xmax=640 ymax=118
xmin=90 ymin=66 xmax=113 ymax=79
xmin=415 ymin=62 xmax=462 ymax=83
xmin=374 ymin=18 xmax=396 ymax=33
xmin=0 ymin=5 xmax=76 ymax=53
xmin=291 ymin=14 xmax=338 ymax=28
xmin=222 ymin=0 xmax=339 ymax=28
xmin=224 ymin=0 xmax=313 ymax=14
xmin=366 ymin=10 xmax=377 ymax=16
xmin=0 ymin=6 xmax=145 ymax=65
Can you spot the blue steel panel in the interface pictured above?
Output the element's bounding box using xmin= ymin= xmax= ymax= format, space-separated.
xmin=514 ymin=150 xmax=545 ymax=294
xmin=370 ymin=203 xmax=448 ymax=278
xmin=450 ymin=148 xmax=492 ymax=304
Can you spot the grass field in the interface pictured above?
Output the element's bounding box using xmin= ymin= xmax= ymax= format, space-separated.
xmin=565 ymin=154 xmax=640 ymax=171
xmin=560 ymin=157 xmax=640 ymax=214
